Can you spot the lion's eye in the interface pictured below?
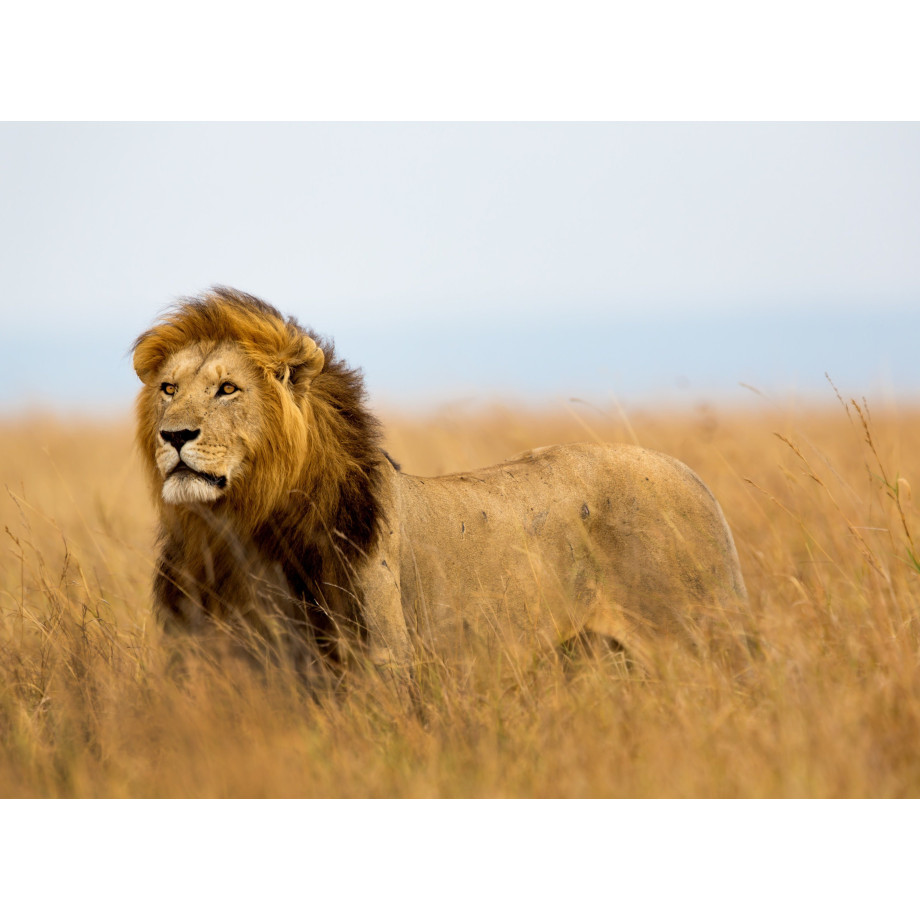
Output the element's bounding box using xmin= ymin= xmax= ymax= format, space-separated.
xmin=161 ymin=383 xmax=177 ymax=396
xmin=217 ymin=382 xmax=239 ymax=396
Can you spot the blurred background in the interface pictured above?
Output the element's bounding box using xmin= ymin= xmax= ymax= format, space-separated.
xmin=1 ymin=121 xmax=919 ymax=414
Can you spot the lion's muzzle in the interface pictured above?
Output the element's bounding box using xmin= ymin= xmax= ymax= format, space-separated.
xmin=159 ymin=427 xmax=230 ymax=504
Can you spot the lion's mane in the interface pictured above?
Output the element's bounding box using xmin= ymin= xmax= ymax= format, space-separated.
xmin=133 ymin=288 xmax=385 ymax=643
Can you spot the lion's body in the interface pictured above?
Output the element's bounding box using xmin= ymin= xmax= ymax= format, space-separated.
xmin=382 ymin=443 xmax=746 ymax=658
xmin=133 ymin=289 xmax=748 ymax=677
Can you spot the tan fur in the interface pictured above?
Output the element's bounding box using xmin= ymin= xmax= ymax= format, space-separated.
xmin=134 ymin=288 xmax=749 ymax=679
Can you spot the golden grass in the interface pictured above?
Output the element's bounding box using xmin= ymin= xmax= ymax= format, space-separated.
xmin=1 ymin=395 xmax=919 ymax=797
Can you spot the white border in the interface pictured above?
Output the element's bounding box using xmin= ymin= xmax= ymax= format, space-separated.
xmin=1 ymin=800 xmax=916 ymax=916
xmin=2 ymin=1 xmax=919 ymax=119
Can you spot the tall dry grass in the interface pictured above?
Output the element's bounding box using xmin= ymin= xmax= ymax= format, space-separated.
xmin=1 ymin=395 xmax=919 ymax=797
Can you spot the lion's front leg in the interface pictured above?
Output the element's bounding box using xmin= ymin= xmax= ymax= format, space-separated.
xmin=360 ymin=547 xmax=415 ymax=700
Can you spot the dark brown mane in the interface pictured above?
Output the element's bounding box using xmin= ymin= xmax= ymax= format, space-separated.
xmin=249 ymin=316 xmax=387 ymax=631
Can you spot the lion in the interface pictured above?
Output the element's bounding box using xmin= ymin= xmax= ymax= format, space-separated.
xmin=133 ymin=287 xmax=750 ymax=680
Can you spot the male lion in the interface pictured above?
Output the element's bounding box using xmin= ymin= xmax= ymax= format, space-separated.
xmin=133 ymin=288 xmax=749 ymax=679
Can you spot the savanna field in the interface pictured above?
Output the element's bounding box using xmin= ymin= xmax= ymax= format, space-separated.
xmin=2 ymin=396 xmax=919 ymax=798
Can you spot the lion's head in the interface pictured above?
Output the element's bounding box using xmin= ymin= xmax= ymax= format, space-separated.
xmin=132 ymin=288 xmax=381 ymax=536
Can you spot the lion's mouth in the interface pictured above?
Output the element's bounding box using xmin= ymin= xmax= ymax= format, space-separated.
xmin=168 ymin=460 xmax=228 ymax=489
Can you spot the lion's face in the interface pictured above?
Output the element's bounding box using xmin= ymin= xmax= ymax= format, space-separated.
xmin=134 ymin=291 xmax=326 ymax=516
xmin=152 ymin=342 xmax=263 ymax=504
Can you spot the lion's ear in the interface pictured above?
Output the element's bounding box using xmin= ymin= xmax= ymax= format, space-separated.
xmin=283 ymin=335 xmax=325 ymax=390
xmin=132 ymin=333 xmax=165 ymax=385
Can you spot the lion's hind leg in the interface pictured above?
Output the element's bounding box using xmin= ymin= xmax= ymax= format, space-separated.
xmin=557 ymin=598 xmax=654 ymax=677
xmin=557 ymin=629 xmax=636 ymax=678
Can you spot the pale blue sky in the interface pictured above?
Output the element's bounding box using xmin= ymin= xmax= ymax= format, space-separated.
xmin=2 ymin=122 xmax=919 ymax=411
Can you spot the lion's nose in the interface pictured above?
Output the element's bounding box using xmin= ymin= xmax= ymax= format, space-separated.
xmin=160 ymin=428 xmax=201 ymax=451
